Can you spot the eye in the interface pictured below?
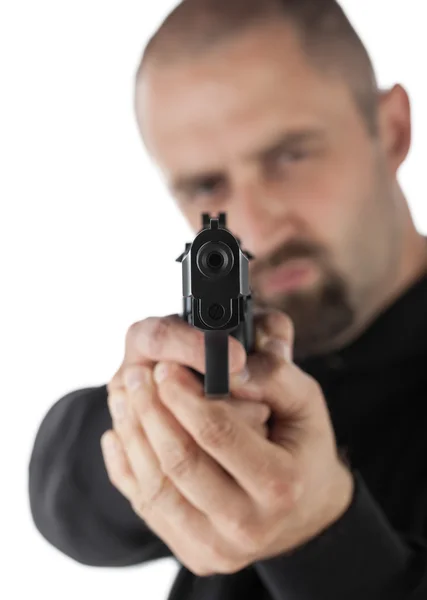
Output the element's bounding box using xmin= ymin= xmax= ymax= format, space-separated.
xmin=198 ymin=177 xmax=222 ymax=193
xmin=275 ymin=149 xmax=307 ymax=164
xmin=264 ymin=149 xmax=308 ymax=179
xmin=188 ymin=177 xmax=227 ymax=202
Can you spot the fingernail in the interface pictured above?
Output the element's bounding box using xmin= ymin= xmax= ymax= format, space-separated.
xmin=231 ymin=365 xmax=251 ymax=386
xmin=262 ymin=338 xmax=293 ymax=363
xmin=124 ymin=367 xmax=150 ymax=391
xmin=154 ymin=362 xmax=169 ymax=384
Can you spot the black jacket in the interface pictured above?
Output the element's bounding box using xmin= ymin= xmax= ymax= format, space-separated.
xmin=28 ymin=272 xmax=427 ymax=599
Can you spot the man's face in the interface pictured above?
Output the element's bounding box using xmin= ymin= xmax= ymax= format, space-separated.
xmin=135 ymin=23 xmax=406 ymax=360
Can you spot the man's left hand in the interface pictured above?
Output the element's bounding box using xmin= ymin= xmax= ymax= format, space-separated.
xmin=108 ymin=309 xmax=354 ymax=576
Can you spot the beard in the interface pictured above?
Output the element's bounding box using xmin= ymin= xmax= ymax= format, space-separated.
xmin=250 ymin=241 xmax=355 ymax=362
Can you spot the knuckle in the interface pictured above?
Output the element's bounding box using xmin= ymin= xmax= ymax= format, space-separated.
xmin=263 ymin=474 xmax=298 ymax=511
xmin=161 ymin=440 xmax=197 ymax=479
xmin=131 ymin=475 xmax=169 ymax=518
xmin=256 ymin=309 xmax=293 ymax=338
xmin=220 ymin=513 xmax=260 ymax=554
xmin=125 ymin=320 xmax=143 ymax=349
xmin=131 ymin=494 xmax=150 ymax=519
xmin=140 ymin=316 xmax=171 ymax=358
xmin=197 ymin=407 xmax=237 ymax=449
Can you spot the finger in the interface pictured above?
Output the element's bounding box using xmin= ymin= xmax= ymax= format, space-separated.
xmin=226 ymin=399 xmax=271 ymax=427
xmin=254 ymin=309 xmax=294 ymax=357
xmin=254 ymin=308 xmax=294 ymax=341
xmin=101 ymin=427 xmax=224 ymax=571
xmin=108 ymin=387 xmax=138 ymax=443
xmin=123 ymin=365 xmax=251 ymax=523
xmin=125 ymin=314 xmax=247 ymax=377
xmin=100 ymin=429 xmax=138 ymax=500
xmin=108 ymin=382 xmax=216 ymax=541
xmin=239 ymin=352 xmax=324 ymax=436
xmin=108 ymin=385 xmax=180 ymax=513
xmin=229 ymin=311 xmax=294 ymax=397
xmin=154 ymin=362 xmax=295 ymax=507
xmin=108 ymin=385 xmax=185 ymax=518
xmin=227 ymin=399 xmax=272 ymax=438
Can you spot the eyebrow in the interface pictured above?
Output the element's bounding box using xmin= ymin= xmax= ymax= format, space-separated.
xmin=170 ymin=128 xmax=325 ymax=195
xmin=170 ymin=171 xmax=226 ymax=196
xmin=245 ymin=128 xmax=325 ymax=161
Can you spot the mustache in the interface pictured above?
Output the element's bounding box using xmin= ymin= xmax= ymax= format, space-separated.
xmin=251 ymin=239 xmax=323 ymax=276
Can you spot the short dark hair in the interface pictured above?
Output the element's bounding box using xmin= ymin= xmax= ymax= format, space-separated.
xmin=137 ymin=0 xmax=379 ymax=136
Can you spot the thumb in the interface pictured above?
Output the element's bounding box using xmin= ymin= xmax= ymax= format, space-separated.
xmin=254 ymin=309 xmax=294 ymax=363
xmin=226 ymin=398 xmax=271 ymax=425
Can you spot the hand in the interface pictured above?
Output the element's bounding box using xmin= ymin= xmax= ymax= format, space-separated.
xmin=107 ymin=314 xmax=271 ymax=437
xmin=101 ymin=310 xmax=354 ymax=576
xmin=108 ymin=313 xmax=250 ymax=389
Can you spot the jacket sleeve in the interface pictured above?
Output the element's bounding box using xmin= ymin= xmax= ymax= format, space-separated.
xmin=254 ymin=470 xmax=427 ymax=599
xmin=28 ymin=384 xmax=174 ymax=567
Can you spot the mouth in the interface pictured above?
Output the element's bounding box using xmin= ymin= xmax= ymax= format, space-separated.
xmin=260 ymin=259 xmax=319 ymax=294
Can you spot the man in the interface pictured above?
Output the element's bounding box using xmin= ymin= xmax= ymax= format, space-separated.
xmin=29 ymin=0 xmax=427 ymax=598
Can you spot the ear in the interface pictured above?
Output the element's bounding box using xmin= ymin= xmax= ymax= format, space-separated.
xmin=377 ymin=84 xmax=411 ymax=174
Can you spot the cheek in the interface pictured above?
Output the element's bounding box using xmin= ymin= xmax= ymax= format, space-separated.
xmin=280 ymin=160 xmax=356 ymax=243
xmin=292 ymin=152 xmax=376 ymax=246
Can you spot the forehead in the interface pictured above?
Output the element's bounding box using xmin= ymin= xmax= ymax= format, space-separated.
xmin=135 ymin=23 xmax=357 ymax=173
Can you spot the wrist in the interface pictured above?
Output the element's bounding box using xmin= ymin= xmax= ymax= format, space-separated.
xmin=320 ymin=464 xmax=355 ymax=530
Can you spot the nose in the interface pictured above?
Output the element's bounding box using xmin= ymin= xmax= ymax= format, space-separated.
xmin=228 ymin=177 xmax=296 ymax=260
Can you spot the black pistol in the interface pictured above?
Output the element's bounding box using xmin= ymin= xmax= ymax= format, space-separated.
xmin=176 ymin=212 xmax=255 ymax=398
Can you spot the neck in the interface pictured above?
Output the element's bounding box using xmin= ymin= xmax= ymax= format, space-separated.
xmin=369 ymin=197 xmax=427 ymax=324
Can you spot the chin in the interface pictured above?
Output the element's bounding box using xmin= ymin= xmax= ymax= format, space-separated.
xmin=254 ymin=274 xmax=355 ymax=360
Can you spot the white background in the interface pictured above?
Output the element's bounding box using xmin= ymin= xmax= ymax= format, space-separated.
xmin=1 ymin=1 xmax=426 ymax=598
